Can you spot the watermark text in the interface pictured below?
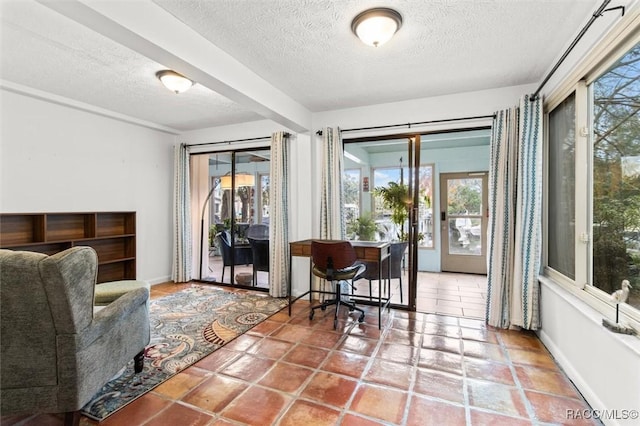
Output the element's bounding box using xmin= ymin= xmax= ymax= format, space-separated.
xmin=567 ymin=409 xmax=639 ymax=420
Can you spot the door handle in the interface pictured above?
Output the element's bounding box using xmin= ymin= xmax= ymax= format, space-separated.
xmin=441 ymin=211 xmax=446 ymax=221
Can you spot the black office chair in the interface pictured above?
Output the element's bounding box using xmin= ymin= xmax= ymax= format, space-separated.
xmin=308 ymin=240 xmax=367 ymax=329
xmin=248 ymin=237 xmax=269 ymax=287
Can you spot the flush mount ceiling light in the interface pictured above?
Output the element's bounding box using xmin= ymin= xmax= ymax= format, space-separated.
xmin=351 ymin=7 xmax=402 ymax=47
xmin=155 ymin=70 xmax=194 ymax=94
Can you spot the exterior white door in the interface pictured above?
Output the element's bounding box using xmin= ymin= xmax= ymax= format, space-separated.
xmin=440 ymin=172 xmax=488 ymax=274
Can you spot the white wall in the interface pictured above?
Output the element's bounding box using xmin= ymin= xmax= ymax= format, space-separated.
xmin=539 ymin=280 xmax=640 ymax=426
xmin=312 ymin=84 xmax=536 ymax=134
xmin=0 ymin=89 xmax=176 ymax=284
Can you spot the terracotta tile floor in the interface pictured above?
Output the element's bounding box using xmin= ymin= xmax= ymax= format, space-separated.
xmin=3 ymin=282 xmax=600 ymax=426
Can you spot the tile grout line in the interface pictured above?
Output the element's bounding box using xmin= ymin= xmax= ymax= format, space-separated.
xmin=399 ymin=311 xmax=426 ymax=426
xmin=497 ymin=332 xmax=540 ymax=425
xmin=337 ymin=309 xmax=393 ymax=424
xmin=456 ymin=317 xmax=474 ymax=426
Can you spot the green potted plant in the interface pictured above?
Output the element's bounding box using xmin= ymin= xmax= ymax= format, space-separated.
xmin=347 ymin=212 xmax=377 ymax=241
xmin=374 ymin=182 xmax=410 ymax=241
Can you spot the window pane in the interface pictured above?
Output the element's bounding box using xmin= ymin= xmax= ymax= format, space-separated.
xmin=344 ymin=169 xmax=370 ymax=240
xmin=592 ymin=42 xmax=640 ymax=310
xmin=548 ymin=93 xmax=576 ymax=279
xmin=373 ymin=167 xmax=407 ymax=242
xmin=446 ymin=178 xmax=483 ymax=255
xmin=260 ymin=174 xmax=269 ymax=223
xmin=418 ymin=165 xmax=434 ymax=248
xmin=447 ymin=178 xmax=482 ymax=215
xmin=344 ymin=169 xmax=361 ymax=222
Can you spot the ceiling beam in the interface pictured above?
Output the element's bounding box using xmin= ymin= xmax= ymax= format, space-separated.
xmin=38 ymin=0 xmax=311 ymax=133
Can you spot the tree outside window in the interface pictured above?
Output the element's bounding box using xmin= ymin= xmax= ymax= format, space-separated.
xmin=592 ymin=42 xmax=640 ymax=309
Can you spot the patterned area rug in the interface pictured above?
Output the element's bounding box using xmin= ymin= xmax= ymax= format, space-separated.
xmin=81 ymin=285 xmax=287 ymax=421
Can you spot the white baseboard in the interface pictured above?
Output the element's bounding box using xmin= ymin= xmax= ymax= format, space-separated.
xmin=537 ymin=329 xmax=610 ymax=423
xmin=147 ymin=276 xmax=172 ymax=286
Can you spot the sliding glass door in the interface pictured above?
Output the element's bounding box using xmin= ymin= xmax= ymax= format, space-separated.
xmin=343 ymin=135 xmax=423 ymax=310
xmin=196 ymin=148 xmax=271 ymax=290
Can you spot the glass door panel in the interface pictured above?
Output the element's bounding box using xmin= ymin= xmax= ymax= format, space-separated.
xmin=198 ymin=149 xmax=270 ymax=290
xmin=342 ymin=136 xmax=421 ymax=310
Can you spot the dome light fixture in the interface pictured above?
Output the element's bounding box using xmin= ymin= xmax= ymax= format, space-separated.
xmin=351 ymin=7 xmax=402 ymax=47
xmin=156 ymin=69 xmax=194 ymax=94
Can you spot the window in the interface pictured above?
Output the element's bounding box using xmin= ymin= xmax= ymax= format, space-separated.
xmin=418 ymin=165 xmax=434 ymax=248
xmin=548 ymin=93 xmax=576 ymax=279
xmin=545 ymin=41 xmax=640 ymax=319
xmin=591 ymin=42 xmax=640 ymax=310
xmin=259 ymin=174 xmax=270 ymax=223
xmin=371 ymin=165 xmax=433 ymax=247
xmin=372 ymin=166 xmax=406 ymax=241
xmin=344 ymin=168 xmax=361 ymax=225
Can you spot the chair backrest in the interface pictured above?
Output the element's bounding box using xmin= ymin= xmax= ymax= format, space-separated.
xmin=217 ymin=231 xmax=253 ymax=266
xmin=311 ymin=240 xmax=357 ymax=271
xmin=387 ymin=241 xmax=407 ymax=277
xmin=246 ymin=224 xmax=269 ymax=240
xmin=361 ymin=241 xmax=407 ymax=280
xmin=216 ymin=231 xmax=233 ymax=266
xmin=248 ymin=237 xmax=269 ymax=272
xmin=0 ymin=247 xmax=97 ymax=390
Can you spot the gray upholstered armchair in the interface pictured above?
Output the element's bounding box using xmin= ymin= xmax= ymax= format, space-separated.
xmin=0 ymin=247 xmax=150 ymax=425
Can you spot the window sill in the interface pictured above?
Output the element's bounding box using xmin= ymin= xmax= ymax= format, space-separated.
xmin=538 ymin=275 xmax=640 ymax=356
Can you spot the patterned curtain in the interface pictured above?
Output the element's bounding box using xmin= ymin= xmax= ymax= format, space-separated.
xmin=172 ymin=143 xmax=192 ymax=283
xmin=269 ymin=131 xmax=289 ymax=297
xmin=320 ymin=127 xmax=345 ymax=239
xmin=487 ymin=95 xmax=543 ymax=330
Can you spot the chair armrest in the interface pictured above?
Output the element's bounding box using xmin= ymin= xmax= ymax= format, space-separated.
xmin=75 ymin=287 xmax=149 ymax=348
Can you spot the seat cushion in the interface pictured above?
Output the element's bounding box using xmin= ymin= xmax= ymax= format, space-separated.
xmin=312 ymin=266 xmax=360 ymax=280
xmin=94 ymin=280 xmax=150 ymax=306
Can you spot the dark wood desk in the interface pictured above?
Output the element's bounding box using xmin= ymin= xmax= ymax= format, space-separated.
xmin=288 ymin=239 xmax=391 ymax=329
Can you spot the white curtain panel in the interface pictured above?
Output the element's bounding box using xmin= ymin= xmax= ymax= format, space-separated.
xmin=269 ymin=131 xmax=290 ymax=297
xmin=190 ymin=155 xmax=211 ymax=280
xmin=487 ymin=95 xmax=543 ymax=330
xmin=320 ymin=127 xmax=345 ymax=240
xmin=172 ymin=143 xmax=192 ymax=283
xmin=486 ymin=106 xmax=518 ymax=328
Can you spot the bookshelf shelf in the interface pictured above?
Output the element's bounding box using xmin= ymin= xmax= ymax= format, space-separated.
xmin=0 ymin=212 xmax=136 ymax=283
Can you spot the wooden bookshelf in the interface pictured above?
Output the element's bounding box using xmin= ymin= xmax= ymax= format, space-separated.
xmin=0 ymin=212 xmax=136 ymax=283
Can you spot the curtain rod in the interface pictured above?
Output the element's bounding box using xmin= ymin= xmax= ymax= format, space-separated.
xmin=184 ymin=132 xmax=290 ymax=147
xmin=529 ymin=0 xmax=624 ymax=101
xmin=315 ymin=114 xmax=495 ymax=136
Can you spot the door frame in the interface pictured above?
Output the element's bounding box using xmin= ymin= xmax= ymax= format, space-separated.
xmin=439 ymin=171 xmax=488 ymax=274
xmin=407 ymin=135 xmax=421 ymax=311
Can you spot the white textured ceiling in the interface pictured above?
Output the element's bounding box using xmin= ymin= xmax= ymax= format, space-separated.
xmin=0 ymin=0 xmax=608 ymax=133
